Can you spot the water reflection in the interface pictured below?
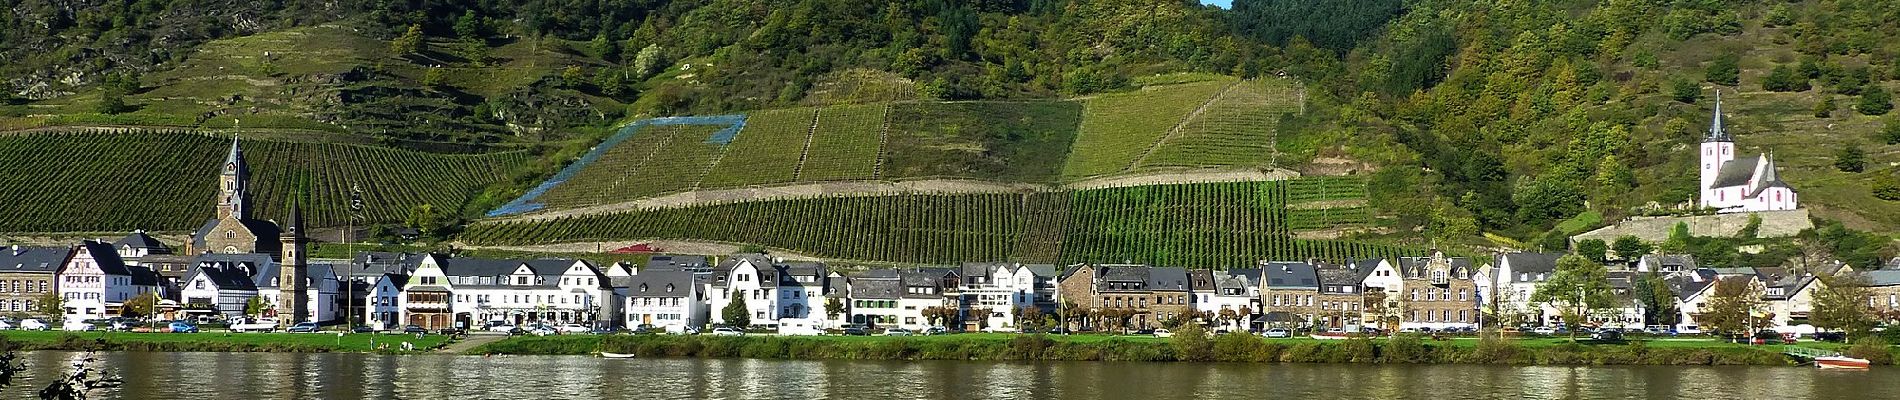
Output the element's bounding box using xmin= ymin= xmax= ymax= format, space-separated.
xmin=3 ymin=351 xmax=1897 ymax=399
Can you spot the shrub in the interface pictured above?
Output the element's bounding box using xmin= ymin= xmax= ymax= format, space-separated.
xmin=1845 ymin=337 xmax=1895 ymax=365
xmin=1009 ymin=334 xmax=1053 ymax=360
xmin=1465 ymin=335 xmax=1522 ymax=364
xmin=1381 ymin=335 xmax=1428 ymax=363
xmin=1212 ymin=332 xmax=1263 ymax=362
xmin=1171 ymin=325 xmax=1213 ymax=362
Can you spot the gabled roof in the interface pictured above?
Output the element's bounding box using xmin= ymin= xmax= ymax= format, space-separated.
xmin=851 ymin=279 xmax=903 ymax=300
xmin=1710 ymin=154 xmax=1763 ymax=189
xmin=1639 ymin=254 xmax=1698 ymax=270
xmin=1216 ymin=269 xmax=1260 ymax=293
xmin=1345 ymin=258 xmax=1384 ymax=283
xmin=1665 ymin=269 xmax=1720 ymax=301
xmin=626 ymin=270 xmax=695 ymax=298
xmin=825 ymin=276 xmax=851 ymax=298
xmin=113 ymin=231 xmax=169 ymax=252
xmin=959 ymin=262 xmax=1001 ymax=280
xmin=184 ymin=263 xmax=257 ymax=291
xmin=1023 ymin=264 xmax=1059 ymax=278
xmin=77 ymin=241 xmax=133 ymax=276
xmin=1260 ymin=262 xmax=1319 ymax=289
xmin=128 ymin=266 xmax=160 ymax=286
xmin=1101 ymin=265 xmax=1149 ymax=283
xmin=189 ymin=218 xmax=282 ymax=249
xmin=1497 ymin=252 xmax=1564 ymax=277
xmin=645 ymin=254 xmax=708 ymax=271
xmin=1748 ymin=154 xmax=1792 ymax=197
xmin=1148 ymin=267 xmax=1190 ymax=292
xmin=1867 ymin=270 xmax=1900 ymax=287
xmin=251 ymin=263 xmax=335 ymax=289
xmin=350 ymin=251 xmax=422 ymax=277
xmin=1188 ymin=269 xmax=1216 ymax=292
xmin=0 ymin=246 xmax=69 ymax=274
xmin=1313 ymin=264 xmax=1359 ymax=287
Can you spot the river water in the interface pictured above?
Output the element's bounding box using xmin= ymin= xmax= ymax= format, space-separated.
xmin=3 ymin=351 xmax=1896 ymax=399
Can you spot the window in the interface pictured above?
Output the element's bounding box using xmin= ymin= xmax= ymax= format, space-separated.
xmin=1459 ymin=290 xmax=1467 ymax=301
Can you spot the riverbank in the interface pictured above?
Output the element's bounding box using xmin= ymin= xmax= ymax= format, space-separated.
xmin=464 ymin=333 xmax=1883 ymax=366
xmin=0 ymin=331 xmax=452 ymax=353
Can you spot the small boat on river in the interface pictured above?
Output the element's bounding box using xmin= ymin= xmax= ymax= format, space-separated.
xmin=599 ymin=352 xmax=637 ymax=359
xmin=1814 ymin=356 xmax=1870 ymax=370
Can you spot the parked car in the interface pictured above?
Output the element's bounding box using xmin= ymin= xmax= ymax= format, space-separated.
xmin=884 ymin=328 xmax=915 ymax=336
xmin=922 ymin=326 xmax=949 ymax=335
xmin=1045 ymin=327 xmax=1072 ymax=335
xmin=108 ymin=320 xmax=140 ymax=332
xmin=19 ymin=319 xmax=49 ymax=331
xmin=1132 ymin=329 xmax=1155 ymax=335
xmin=62 ymin=321 xmax=96 ymax=331
xmin=0 ymin=320 xmax=14 ymax=330
xmin=351 ymin=325 xmax=376 ymax=334
xmin=557 ymin=323 xmax=591 ymax=334
xmin=402 ymin=325 xmax=428 ymax=334
xmin=168 ymin=321 xmax=199 ymax=333
xmin=523 ymin=324 xmax=557 ymax=336
xmin=486 ymin=323 xmax=517 ymax=333
xmin=1589 ymin=329 xmax=1625 ymax=343
xmin=287 ymin=322 xmax=322 ymax=333
xmin=839 ymin=327 xmax=869 ymax=336
xmin=1531 ymin=327 xmax=1557 ymax=335
xmin=710 ymin=327 xmax=745 ymax=336
xmin=1812 ymin=332 xmax=1847 ymax=342
xmin=1153 ymin=328 xmax=1174 ymax=338
xmin=680 ymin=326 xmax=701 ymax=335
xmin=1262 ymin=328 xmax=1291 ymax=338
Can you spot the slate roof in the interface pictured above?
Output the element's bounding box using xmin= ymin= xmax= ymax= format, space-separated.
xmin=1345 ymin=258 xmax=1383 ymax=283
xmin=128 ymin=266 xmax=161 ymax=286
xmin=960 ymin=262 xmax=1001 ymax=281
xmin=626 ymin=270 xmax=696 ymax=298
xmin=1867 ymin=270 xmax=1900 ymax=287
xmin=113 ymin=231 xmax=169 ymax=252
xmin=1149 ymin=267 xmax=1191 ymax=292
xmin=189 ymin=218 xmax=283 ymax=250
xmin=1314 ymin=264 xmax=1360 ymax=287
xmin=1024 ymin=264 xmax=1059 ymax=279
xmin=1261 ymin=262 xmax=1319 ymax=289
xmin=0 ymin=246 xmax=68 ymax=274
xmin=78 ymin=241 xmax=133 ymax=276
xmin=645 ymin=254 xmax=709 ymax=271
xmin=349 ymin=252 xmax=423 ymax=277
xmin=1395 ymin=255 xmax=1475 ymax=277
xmin=1748 ymin=155 xmax=1792 ymax=197
xmin=1710 ymin=155 xmax=1762 ymax=189
xmin=851 ymin=279 xmax=903 ymax=300
xmin=1188 ymin=269 xmax=1216 ymax=292
xmin=184 ymin=263 xmax=257 ymax=291
xmin=1665 ymin=269 xmax=1720 ymax=301
xmin=1216 ymin=268 xmax=1260 ymax=294
xmin=825 ymin=276 xmax=851 ymax=298
xmin=1101 ymin=265 xmax=1149 ymax=283
xmin=250 ymin=263 xmax=335 ymax=289
xmin=1498 ymin=252 xmax=1564 ymax=279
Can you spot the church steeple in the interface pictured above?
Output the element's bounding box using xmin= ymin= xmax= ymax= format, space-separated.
xmin=217 ymin=134 xmax=248 ymax=220
xmin=1706 ymin=91 xmax=1733 ymax=143
xmin=278 ymin=198 xmax=308 ymax=326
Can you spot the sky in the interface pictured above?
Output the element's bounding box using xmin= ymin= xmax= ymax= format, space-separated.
xmin=1201 ymin=0 xmax=1232 ymax=8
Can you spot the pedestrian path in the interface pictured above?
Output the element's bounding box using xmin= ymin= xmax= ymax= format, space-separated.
xmin=436 ymin=333 xmax=507 ymax=354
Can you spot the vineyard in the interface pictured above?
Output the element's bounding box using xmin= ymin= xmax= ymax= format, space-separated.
xmin=697 ymin=108 xmax=816 ymax=188
xmin=535 ymin=124 xmax=728 ymax=209
xmin=463 ymin=178 xmax=1408 ymax=268
xmin=1061 ymin=79 xmax=1235 ymax=180
xmin=796 ymin=103 xmax=887 ymax=181
xmin=1139 ymin=78 xmax=1304 ymax=169
xmin=0 ymin=129 xmax=530 ymax=232
xmin=881 ymin=100 xmax=1081 ymax=183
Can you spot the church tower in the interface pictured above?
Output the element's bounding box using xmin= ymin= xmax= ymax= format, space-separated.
xmin=278 ymin=200 xmax=308 ymax=326
xmin=218 ymin=135 xmax=248 ymax=220
xmin=1699 ymin=91 xmax=1735 ymax=208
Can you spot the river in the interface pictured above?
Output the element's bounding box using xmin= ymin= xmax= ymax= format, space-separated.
xmin=3 ymin=351 xmax=1896 ymax=399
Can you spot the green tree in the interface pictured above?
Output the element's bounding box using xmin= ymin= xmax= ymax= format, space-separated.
xmin=1880 ymin=118 xmax=1900 ymax=145
xmin=123 ymin=292 xmax=160 ymax=317
xmin=244 ymin=295 xmax=268 ymax=317
xmin=95 ymin=89 xmax=128 ymax=114
xmin=1529 ymin=254 xmax=1617 ymax=341
xmin=591 ymin=34 xmax=619 ymax=61
xmin=824 ymin=297 xmax=845 ymax=322
xmin=1699 ymin=277 xmax=1765 ymax=337
xmin=1576 ymin=239 xmax=1609 ymax=264
xmin=1634 ymin=272 xmax=1678 ymax=327
xmin=1874 ymin=174 xmax=1900 ymax=201
xmin=1815 ymin=96 xmax=1836 ymax=118
xmin=1811 ymin=274 xmax=1877 ymax=338
xmin=1611 ymin=236 xmax=1652 ymax=262
xmin=722 ymin=291 xmax=750 ymax=329
xmin=35 ymin=292 xmax=63 ymax=319
xmin=454 ymin=11 xmax=483 ymax=40
xmin=1836 ymin=143 xmax=1866 ymax=172
xmin=390 ymin=24 xmax=424 ymax=56
xmin=1171 ymin=323 xmax=1213 ymax=361
xmin=421 ymin=67 xmax=446 ymax=88
xmin=1860 ymin=86 xmax=1893 ymax=116
xmin=1762 ymin=64 xmax=1809 ymax=92
xmin=560 ymin=66 xmax=584 ymax=89
xmin=1671 ymin=78 xmax=1701 ymax=104
xmin=632 ymin=44 xmax=664 ymax=79
xmin=1705 ymin=53 xmax=1740 ymax=86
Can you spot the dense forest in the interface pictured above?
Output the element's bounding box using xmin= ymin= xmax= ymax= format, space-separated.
xmin=3 ymin=0 xmax=1898 ymax=261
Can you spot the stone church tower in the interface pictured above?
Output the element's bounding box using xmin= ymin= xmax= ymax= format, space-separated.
xmin=218 ymin=135 xmax=248 ymax=220
xmin=278 ymin=201 xmax=308 ymax=326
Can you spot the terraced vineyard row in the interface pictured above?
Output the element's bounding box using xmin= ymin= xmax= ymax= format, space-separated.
xmin=798 ymin=103 xmax=887 ymax=181
xmin=464 ymin=179 xmax=1400 ymax=268
xmin=1140 ymin=78 xmax=1304 ymax=169
xmin=1061 ymin=79 xmax=1235 ymax=179
xmin=536 ymin=124 xmax=726 ymax=209
xmin=698 ymin=108 xmax=816 ymax=187
xmin=0 ymin=130 xmax=530 ymax=232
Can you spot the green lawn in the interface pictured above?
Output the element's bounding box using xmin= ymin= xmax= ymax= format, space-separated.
xmin=0 ymin=331 xmax=452 ymax=353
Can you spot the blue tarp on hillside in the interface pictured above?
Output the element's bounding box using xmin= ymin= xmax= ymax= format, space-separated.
xmin=486 ymin=114 xmax=748 ymax=217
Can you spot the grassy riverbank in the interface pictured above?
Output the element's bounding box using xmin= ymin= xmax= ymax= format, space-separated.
xmin=464 ymin=333 xmax=1884 ymax=366
xmin=0 ymin=331 xmax=452 ymax=353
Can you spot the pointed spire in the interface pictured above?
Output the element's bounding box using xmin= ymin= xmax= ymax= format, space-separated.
xmin=1760 ymin=152 xmax=1783 ymax=185
xmin=1707 ymin=90 xmax=1733 ymax=142
xmin=225 ymin=134 xmax=243 ymax=166
xmin=284 ymin=198 xmax=303 ymax=237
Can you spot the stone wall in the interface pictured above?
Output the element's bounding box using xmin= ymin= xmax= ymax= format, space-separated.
xmin=1571 ymin=209 xmax=1812 ymax=244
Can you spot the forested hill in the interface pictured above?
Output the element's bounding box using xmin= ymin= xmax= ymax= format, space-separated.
xmin=2 ymin=0 xmax=1898 ymax=258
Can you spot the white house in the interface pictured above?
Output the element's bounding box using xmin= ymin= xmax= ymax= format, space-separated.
xmin=178 ymin=254 xmax=273 ymax=317
xmin=1667 ymin=269 xmax=1728 ymax=332
xmin=707 ymin=255 xmax=829 ymax=329
xmin=364 ymin=274 xmax=406 ymax=330
xmin=1764 ymin=273 xmax=1823 ymax=336
xmin=399 ymin=255 xmax=613 ymax=330
xmin=1197 ymin=269 xmax=1262 ymax=331
xmin=954 ymin=263 xmax=1045 ymax=330
xmin=57 ymin=241 xmax=159 ymax=320
xmin=1699 ymin=92 xmax=1797 ymax=212
xmin=624 ymin=268 xmax=706 ymax=333
xmin=1487 ymin=252 xmax=1564 ymax=326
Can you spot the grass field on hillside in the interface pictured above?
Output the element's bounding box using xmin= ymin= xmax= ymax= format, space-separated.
xmin=0 ymin=130 xmax=530 ymax=232
xmin=882 ymin=101 xmax=1082 ymax=183
xmin=698 ymin=108 xmax=818 ymax=187
xmin=465 ymin=179 xmax=1404 ymax=268
xmin=1062 ymin=79 xmax=1234 ymax=179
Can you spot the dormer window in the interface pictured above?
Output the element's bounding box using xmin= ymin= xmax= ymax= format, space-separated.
xmin=639 ymin=284 xmax=648 ymax=292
